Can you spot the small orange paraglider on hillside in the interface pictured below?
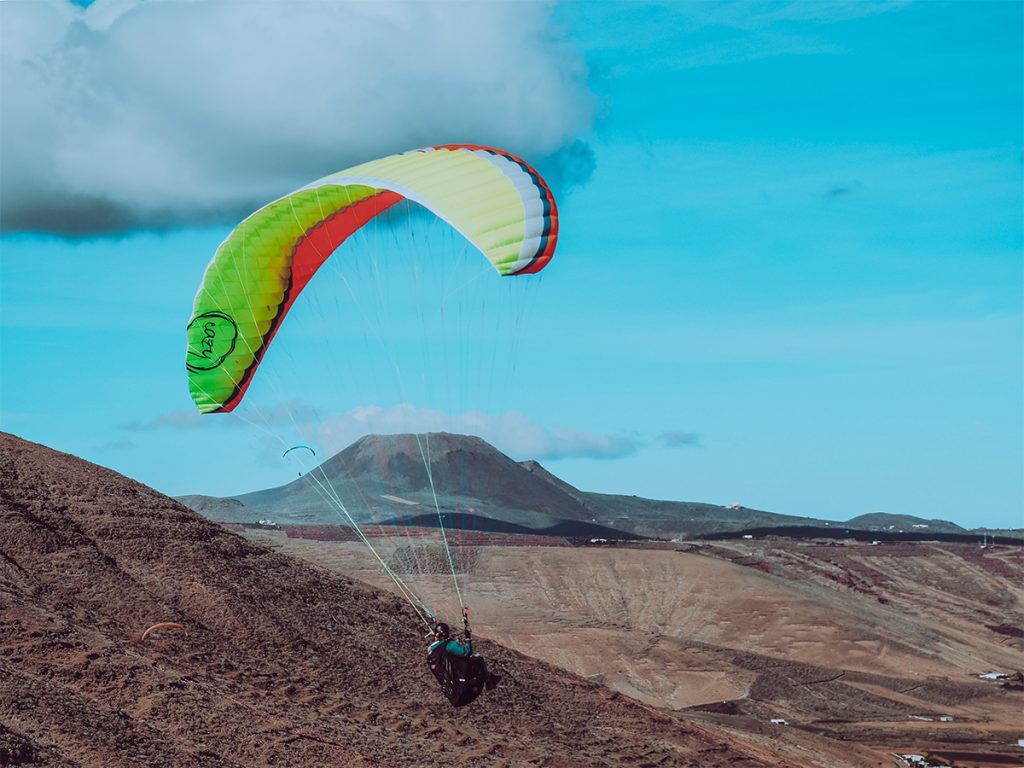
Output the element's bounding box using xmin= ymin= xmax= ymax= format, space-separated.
xmin=140 ymin=622 xmax=189 ymax=641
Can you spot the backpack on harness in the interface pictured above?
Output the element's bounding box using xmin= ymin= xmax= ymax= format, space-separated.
xmin=427 ymin=645 xmax=488 ymax=707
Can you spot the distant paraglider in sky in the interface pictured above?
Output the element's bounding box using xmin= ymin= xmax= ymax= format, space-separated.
xmin=283 ymin=444 xmax=317 ymax=477
xmin=282 ymin=445 xmax=316 ymax=459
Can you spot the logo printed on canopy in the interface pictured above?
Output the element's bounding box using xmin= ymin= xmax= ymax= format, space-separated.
xmin=186 ymin=311 xmax=238 ymax=372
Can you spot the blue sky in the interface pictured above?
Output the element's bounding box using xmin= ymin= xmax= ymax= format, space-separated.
xmin=1 ymin=1 xmax=1021 ymax=528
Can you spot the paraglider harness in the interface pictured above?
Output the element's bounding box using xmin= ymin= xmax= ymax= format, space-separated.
xmin=426 ymin=608 xmax=488 ymax=707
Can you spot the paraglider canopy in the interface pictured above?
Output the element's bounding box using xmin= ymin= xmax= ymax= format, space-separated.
xmin=140 ymin=622 xmax=189 ymax=641
xmin=282 ymin=445 xmax=316 ymax=458
xmin=185 ymin=144 xmax=558 ymax=415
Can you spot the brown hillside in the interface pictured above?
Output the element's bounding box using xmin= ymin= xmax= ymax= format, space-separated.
xmin=246 ymin=531 xmax=1023 ymax=764
xmin=0 ymin=432 xmax=791 ymax=767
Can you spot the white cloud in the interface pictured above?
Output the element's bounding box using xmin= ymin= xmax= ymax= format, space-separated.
xmin=122 ymin=399 xmax=320 ymax=430
xmin=1 ymin=0 xmax=595 ymax=234
xmin=317 ymin=404 xmax=643 ymax=460
xmin=311 ymin=403 xmax=700 ymax=461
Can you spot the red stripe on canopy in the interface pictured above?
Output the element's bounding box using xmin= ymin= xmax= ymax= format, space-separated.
xmin=216 ymin=190 xmax=403 ymax=413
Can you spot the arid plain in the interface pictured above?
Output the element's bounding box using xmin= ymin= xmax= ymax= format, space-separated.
xmin=242 ymin=527 xmax=1024 ymax=766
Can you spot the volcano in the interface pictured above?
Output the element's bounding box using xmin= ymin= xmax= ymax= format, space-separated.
xmin=182 ymin=432 xmax=842 ymax=537
xmin=227 ymin=433 xmax=603 ymax=529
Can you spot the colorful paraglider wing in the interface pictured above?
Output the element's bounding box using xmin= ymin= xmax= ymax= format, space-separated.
xmin=141 ymin=622 xmax=189 ymax=641
xmin=186 ymin=145 xmax=557 ymax=415
xmin=282 ymin=445 xmax=316 ymax=458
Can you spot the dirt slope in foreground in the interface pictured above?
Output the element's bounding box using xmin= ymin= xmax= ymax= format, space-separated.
xmin=0 ymin=431 xmax=804 ymax=768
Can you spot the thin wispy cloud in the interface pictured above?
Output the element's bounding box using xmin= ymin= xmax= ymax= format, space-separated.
xmin=122 ymin=411 xmax=205 ymax=432
xmin=657 ymin=430 xmax=700 ymax=448
xmin=823 ymin=181 xmax=863 ymax=199
xmin=122 ymin=400 xmax=321 ymax=431
xmin=94 ymin=437 xmax=137 ymax=452
xmin=1 ymin=0 xmax=596 ymax=235
xmin=681 ymin=1 xmax=908 ymax=30
xmin=662 ymin=30 xmax=841 ymax=70
xmin=576 ymin=1 xmax=908 ymax=73
xmin=123 ymin=401 xmax=699 ymax=462
xmin=317 ymin=404 xmax=695 ymax=461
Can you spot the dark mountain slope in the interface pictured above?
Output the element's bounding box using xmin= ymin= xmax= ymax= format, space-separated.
xmin=0 ymin=431 xmax=780 ymax=767
xmin=518 ymin=458 xmax=834 ymax=536
xmin=579 ymin=494 xmax=832 ymax=538
xmin=184 ymin=434 xmax=830 ymax=536
xmin=174 ymin=493 xmax=250 ymax=522
xmin=518 ymin=459 xmax=591 ymax=505
xmin=233 ymin=433 xmax=598 ymax=528
xmin=845 ymin=512 xmax=965 ymax=533
xmin=181 ymin=433 xmax=969 ymax=539
xmin=375 ymin=511 xmax=643 ymax=540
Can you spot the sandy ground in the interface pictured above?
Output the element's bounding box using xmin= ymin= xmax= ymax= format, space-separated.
xmin=248 ymin=530 xmax=1024 ymax=764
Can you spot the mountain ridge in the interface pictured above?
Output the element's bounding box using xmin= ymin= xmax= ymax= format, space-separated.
xmin=177 ymin=432 xmax=973 ymax=538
